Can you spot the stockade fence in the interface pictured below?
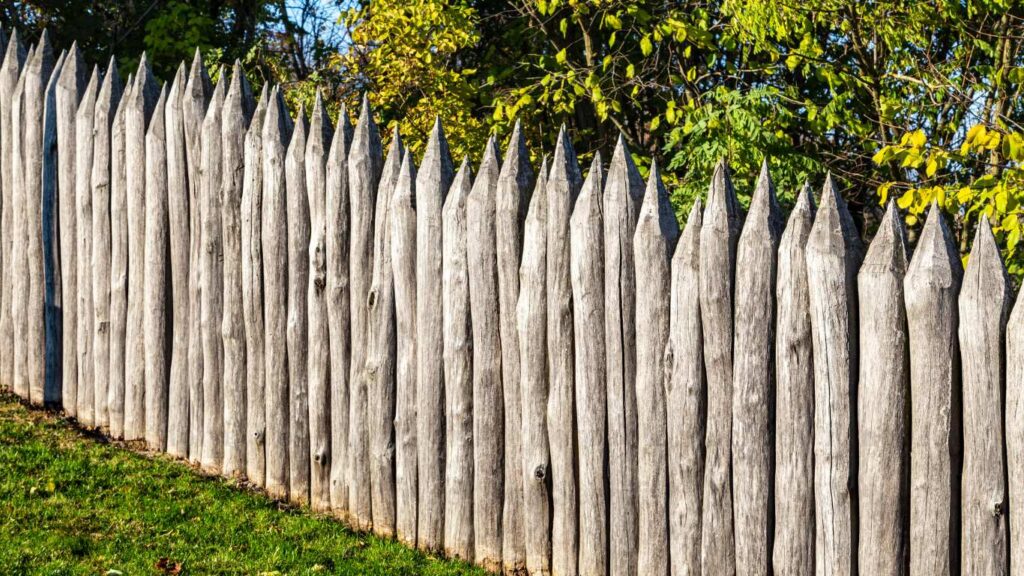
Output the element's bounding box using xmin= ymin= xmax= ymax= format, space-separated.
xmin=2 ymin=27 xmax=1023 ymax=576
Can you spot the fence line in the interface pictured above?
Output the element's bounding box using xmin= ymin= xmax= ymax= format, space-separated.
xmin=4 ymin=29 xmax=1024 ymax=576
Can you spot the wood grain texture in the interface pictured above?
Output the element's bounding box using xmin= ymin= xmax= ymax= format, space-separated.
xmin=72 ymin=65 xmax=97 ymax=425
xmin=1008 ymin=263 xmax=1024 ymax=576
xmin=107 ymin=73 xmax=129 ymax=436
xmin=0 ymin=32 xmax=24 ymax=394
xmin=41 ymin=48 xmax=63 ymax=407
xmin=10 ymin=50 xmax=26 ymax=400
xmin=286 ymin=106 xmax=310 ymax=505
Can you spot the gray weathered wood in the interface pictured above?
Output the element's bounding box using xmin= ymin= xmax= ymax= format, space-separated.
xmin=857 ymin=201 xmax=909 ymax=576
xmin=286 ymin=105 xmax=310 ymax=505
xmin=10 ymin=47 xmax=27 ymax=400
xmin=415 ymin=118 xmax=453 ymax=550
xmin=634 ymin=162 xmax=679 ymax=576
xmin=262 ymin=86 xmax=293 ymax=500
xmin=467 ymin=136 xmax=504 ymax=571
xmin=391 ymin=148 xmax=418 ymax=545
xmin=306 ymin=91 xmax=333 ymax=510
xmin=732 ymin=162 xmax=782 ymax=576
xmin=666 ymin=198 xmax=704 ymax=576
xmin=772 ymin=182 xmax=816 ymax=576
xmin=107 ymin=73 xmax=129 ymax=436
xmin=41 ymin=48 xmax=63 ymax=407
xmin=221 ymin=62 xmax=253 ymax=478
xmin=0 ymin=31 xmax=24 ymax=394
xmin=959 ymin=216 xmax=1010 ymax=576
xmin=242 ymin=84 xmax=268 ymax=482
xmin=603 ymin=135 xmax=643 ymax=576
xmin=547 ymin=127 xmax=581 ymax=576
xmin=805 ymin=174 xmax=862 ymax=576
xmin=443 ymin=157 xmax=474 ymax=561
xmin=571 ymin=153 xmax=607 ymax=576
xmin=143 ymin=84 xmax=170 ymax=450
xmin=699 ymin=160 xmax=742 ymax=576
xmin=1008 ymin=265 xmax=1024 ymax=576
xmin=73 ymin=65 xmax=97 ymax=425
xmin=496 ymin=121 xmax=531 ymax=572
xmin=347 ymin=95 xmax=382 ymax=530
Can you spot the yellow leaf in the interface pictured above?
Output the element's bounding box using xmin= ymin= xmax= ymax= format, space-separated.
xmin=966 ymin=124 xmax=986 ymax=144
xmin=909 ymin=129 xmax=926 ymax=148
xmin=925 ymin=157 xmax=938 ymax=177
xmin=896 ymin=189 xmax=915 ymax=210
xmin=556 ymin=49 xmax=567 ymax=65
xmin=640 ymin=36 xmax=653 ymax=57
xmin=650 ymin=115 xmax=661 ymax=131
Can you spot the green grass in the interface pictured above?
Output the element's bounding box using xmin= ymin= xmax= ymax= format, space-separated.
xmin=0 ymin=391 xmax=487 ymax=576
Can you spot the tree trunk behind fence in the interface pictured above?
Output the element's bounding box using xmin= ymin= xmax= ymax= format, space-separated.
xmin=286 ymin=107 xmax=310 ymax=505
xmin=959 ymin=217 xmax=1010 ymax=576
xmin=108 ymin=78 xmax=128 ymax=436
xmin=772 ymin=184 xmax=815 ymax=576
xmin=73 ymin=66 xmax=97 ymax=425
xmin=1008 ymin=279 xmax=1024 ymax=576
xmin=667 ymin=199 xmax=704 ymax=576
xmin=42 ymin=50 xmax=63 ymax=407
xmin=856 ymin=202 xmax=909 ymax=576
xmin=571 ymin=153 xmax=607 ymax=576
xmin=443 ymin=158 xmax=474 ymax=561
xmin=415 ymin=119 xmax=453 ymax=550
xmin=0 ymin=32 xmax=23 ymax=393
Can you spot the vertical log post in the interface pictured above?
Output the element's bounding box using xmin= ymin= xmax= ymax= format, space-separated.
xmin=11 ymin=46 xmax=27 ymax=400
xmin=0 ymin=32 xmax=24 ymax=393
xmin=286 ymin=105 xmax=310 ymax=504
xmin=73 ymin=65 xmax=97 ymax=425
xmin=41 ymin=49 xmax=64 ymax=406
xmin=1007 ymin=258 xmax=1024 ymax=576
xmin=108 ymin=74 xmax=129 ymax=436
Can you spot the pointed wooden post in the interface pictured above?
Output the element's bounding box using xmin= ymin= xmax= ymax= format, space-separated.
xmin=572 ymin=153 xmax=607 ymax=576
xmin=806 ymin=174 xmax=862 ymax=576
xmin=10 ymin=46 xmax=27 ymax=400
xmin=125 ymin=57 xmax=159 ymax=441
xmin=286 ymin=105 xmax=310 ymax=504
xmin=415 ymin=118 xmax=453 ymax=550
xmin=242 ymin=85 xmax=268 ymax=481
xmin=700 ymin=160 xmax=743 ymax=576
xmin=667 ymin=198 xmax=704 ymax=576
xmin=262 ymin=86 xmax=293 ymax=501
xmin=143 ymin=84 xmax=170 ymax=451
xmin=467 ymin=136 xmax=503 ymax=570
xmin=327 ymin=104 xmax=353 ymax=513
xmin=347 ymin=95 xmax=383 ymax=530
xmin=391 ymin=148 xmax=418 ymax=545
xmin=772 ymin=183 xmax=815 ymax=576
xmin=108 ymin=73 xmax=129 ymax=436
xmin=221 ymin=62 xmax=253 ymax=477
xmin=306 ymin=91 xmax=333 ymax=510
xmin=443 ymin=158 xmax=474 ymax=561
xmin=73 ymin=65 xmax=98 ymax=426
xmin=959 ymin=216 xmax=1010 ymax=575
xmin=1008 ymin=261 xmax=1024 ymax=576
xmin=42 ymin=48 xmax=64 ymax=406
xmin=165 ymin=63 xmax=191 ymax=458
xmin=604 ymin=135 xmax=643 ymax=576
xmin=0 ymin=31 xmax=25 ymax=394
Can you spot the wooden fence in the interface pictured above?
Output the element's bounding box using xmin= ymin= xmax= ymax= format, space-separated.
xmin=2 ymin=29 xmax=1024 ymax=576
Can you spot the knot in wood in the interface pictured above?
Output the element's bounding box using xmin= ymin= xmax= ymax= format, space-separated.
xmin=533 ymin=465 xmax=546 ymax=481
xmin=992 ymin=498 xmax=1005 ymax=517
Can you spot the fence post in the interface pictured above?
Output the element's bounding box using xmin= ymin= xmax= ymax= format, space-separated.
xmin=959 ymin=216 xmax=1010 ymax=575
xmin=415 ymin=118 xmax=453 ymax=550
xmin=221 ymin=62 xmax=253 ymax=477
xmin=667 ymin=198 xmax=704 ymax=576
xmin=286 ymin=105 xmax=310 ymax=504
xmin=73 ymin=65 xmax=97 ymax=425
xmin=11 ymin=45 xmax=26 ymax=401
xmin=0 ymin=31 xmax=23 ymax=394
xmin=443 ymin=157 xmax=474 ymax=561
xmin=700 ymin=160 xmax=742 ymax=576
xmin=306 ymin=92 xmax=333 ymax=510
xmin=108 ymin=73 xmax=129 ymax=437
xmin=772 ymin=183 xmax=815 ymax=576
xmin=1007 ymin=263 xmax=1024 ymax=576
xmin=42 ymin=48 xmax=64 ymax=407
xmin=391 ymin=148 xmax=418 ymax=545
xmin=806 ymin=174 xmax=863 ymax=576
xmin=572 ymin=153 xmax=607 ymax=576
xmin=604 ymin=136 xmax=642 ymax=576
xmin=857 ymin=200 xmax=909 ymax=575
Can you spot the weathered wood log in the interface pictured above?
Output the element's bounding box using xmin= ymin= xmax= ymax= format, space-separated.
xmin=732 ymin=162 xmax=782 ymax=576
xmin=327 ymin=104 xmax=353 ymax=512
xmin=220 ymin=62 xmax=253 ymax=478
xmin=108 ymin=73 xmax=130 ymax=436
xmin=547 ymin=127 xmax=581 ymax=576
xmin=165 ymin=63 xmax=191 ymax=458
xmin=367 ymin=128 xmax=403 ymax=536
xmin=496 ymin=122 xmax=531 ymax=572
xmin=262 ymin=85 xmax=293 ymax=501
xmin=41 ymin=48 xmax=63 ymax=407
xmin=467 ymin=137 xmax=503 ymax=571
xmin=286 ymin=105 xmax=310 ymax=505
xmin=306 ymin=91 xmax=333 ymax=510
xmin=700 ymin=160 xmax=742 ymax=576
xmin=857 ymin=201 xmax=909 ymax=576
xmin=571 ymin=153 xmax=607 ymax=576
xmin=959 ymin=216 xmax=1010 ymax=576
xmin=92 ymin=58 xmax=122 ymax=429
xmin=347 ymin=95 xmax=383 ymax=530
xmin=125 ymin=58 xmax=159 ymax=441
xmin=55 ymin=43 xmax=85 ymax=414
xmin=0 ymin=31 xmax=24 ymax=394
xmin=603 ymin=135 xmax=643 ymax=576
xmin=415 ymin=118 xmax=453 ymax=549
xmin=242 ymin=84 xmax=268 ymax=482
xmin=634 ymin=162 xmax=679 ymax=576
xmin=443 ymin=157 xmax=474 ymax=561
xmin=184 ymin=51 xmax=212 ymax=461
xmin=666 ymin=198 xmax=704 ymax=576
xmin=11 ymin=48 xmax=27 ymax=400
xmin=772 ymin=182 xmax=816 ymax=576
xmin=73 ymin=65 xmax=98 ymax=425
xmin=143 ymin=84 xmax=170 ymax=450
xmin=520 ymin=156 xmax=551 ymax=575
xmin=806 ymin=174 xmax=862 ymax=576
xmin=1008 ymin=261 xmax=1024 ymax=576
xmin=391 ymin=148 xmax=418 ymax=545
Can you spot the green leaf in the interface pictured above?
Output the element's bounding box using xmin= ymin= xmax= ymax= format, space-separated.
xmin=640 ymin=35 xmax=653 ymax=57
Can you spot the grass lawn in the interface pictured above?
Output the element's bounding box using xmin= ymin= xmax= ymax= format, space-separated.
xmin=0 ymin=391 xmax=487 ymax=576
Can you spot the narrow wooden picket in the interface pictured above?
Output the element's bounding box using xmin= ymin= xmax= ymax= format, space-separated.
xmin=73 ymin=65 xmax=97 ymax=426
xmin=0 ymin=32 xmax=24 ymax=394
xmin=286 ymin=105 xmax=310 ymax=505
xmin=108 ymin=72 xmax=129 ymax=437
